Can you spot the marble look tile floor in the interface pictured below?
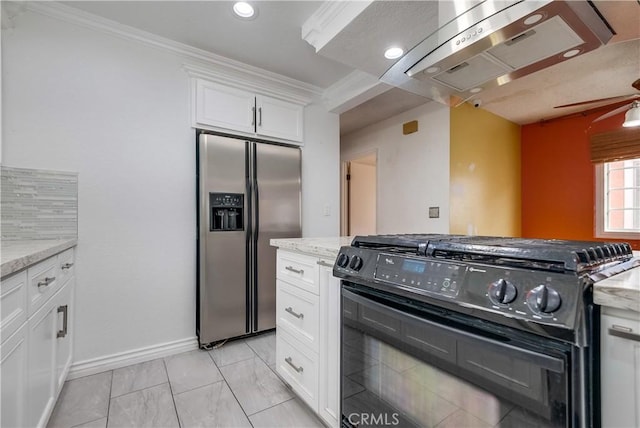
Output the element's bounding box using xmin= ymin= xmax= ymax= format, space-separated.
xmin=47 ymin=331 xmax=324 ymax=428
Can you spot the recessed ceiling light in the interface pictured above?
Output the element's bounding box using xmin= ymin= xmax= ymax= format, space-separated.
xmin=384 ymin=47 xmax=404 ymax=60
xmin=562 ymin=49 xmax=580 ymax=58
xmin=524 ymin=14 xmax=543 ymax=26
xmin=233 ymin=2 xmax=255 ymax=18
xmin=470 ymin=87 xmax=483 ymax=94
xmin=425 ymin=66 xmax=440 ymax=74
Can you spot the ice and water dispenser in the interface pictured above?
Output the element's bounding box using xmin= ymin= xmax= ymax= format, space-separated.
xmin=210 ymin=193 xmax=244 ymax=231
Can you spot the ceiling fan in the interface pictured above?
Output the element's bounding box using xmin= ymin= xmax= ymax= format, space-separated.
xmin=554 ymin=78 xmax=640 ymax=127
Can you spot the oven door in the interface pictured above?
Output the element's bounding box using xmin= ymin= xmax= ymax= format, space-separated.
xmin=341 ymin=283 xmax=573 ymax=428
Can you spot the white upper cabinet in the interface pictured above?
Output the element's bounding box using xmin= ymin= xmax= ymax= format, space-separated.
xmin=193 ymin=78 xmax=304 ymax=144
xmin=195 ymin=80 xmax=256 ymax=134
xmin=256 ymin=95 xmax=304 ymax=142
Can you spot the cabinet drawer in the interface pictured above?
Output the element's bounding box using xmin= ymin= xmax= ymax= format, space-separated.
xmin=27 ymin=256 xmax=60 ymax=316
xmin=277 ymin=280 xmax=319 ymax=352
xmin=276 ymin=328 xmax=318 ymax=411
xmin=57 ymin=248 xmax=75 ymax=286
xmin=1 ymin=271 xmax=28 ymax=344
xmin=276 ymin=251 xmax=319 ymax=295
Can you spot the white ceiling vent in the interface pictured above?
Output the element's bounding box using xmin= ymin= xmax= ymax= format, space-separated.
xmin=432 ymin=56 xmax=508 ymax=92
xmin=486 ymin=16 xmax=584 ymax=69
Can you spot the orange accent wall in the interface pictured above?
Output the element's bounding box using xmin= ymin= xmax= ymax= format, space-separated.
xmin=521 ymin=104 xmax=640 ymax=250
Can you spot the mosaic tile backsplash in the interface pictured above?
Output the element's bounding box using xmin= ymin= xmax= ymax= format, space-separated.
xmin=1 ymin=166 xmax=78 ymax=240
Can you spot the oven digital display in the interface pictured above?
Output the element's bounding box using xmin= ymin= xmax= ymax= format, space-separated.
xmin=402 ymin=259 xmax=426 ymax=273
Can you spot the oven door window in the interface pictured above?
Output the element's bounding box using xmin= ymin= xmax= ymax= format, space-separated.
xmin=341 ymin=285 xmax=571 ymax=428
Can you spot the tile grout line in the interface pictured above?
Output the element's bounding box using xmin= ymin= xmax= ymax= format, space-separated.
xmin=218 ymin=337 xmax=296 ymax=420
xmin=105 ymin=370 xmax=114 ymax=428
xmin=162 ymin=358 xmax=183 ymax=428
xmin=205 ymin=344 xmax=256 ymax=427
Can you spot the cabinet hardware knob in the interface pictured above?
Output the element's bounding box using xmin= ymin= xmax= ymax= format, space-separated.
xmin=285 ymin=357 xmax=304 ymax=373
xmin=37 ymin=276 xmax=56 ymax=288
xmin=285 ymin=307 xmax=304 ymax=319
xmin=57 ymin=305 xmax=68 ymax=338
xmin=285 ymin=266 xmax=304 ymax=275
xmin=609 ymin=325 xmax=640 ymax=342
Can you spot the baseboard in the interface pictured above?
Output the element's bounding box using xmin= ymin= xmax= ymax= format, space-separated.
xmin=67 ymin=336 xmax=199 ymax=380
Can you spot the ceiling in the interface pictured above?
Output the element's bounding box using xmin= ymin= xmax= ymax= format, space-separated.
xmin=60 ymin=1 xmax=353 ymax=88
xmin=59 ymin=1 xmax=640 ymax=134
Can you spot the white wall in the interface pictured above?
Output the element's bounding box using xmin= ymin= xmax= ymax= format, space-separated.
xmin=2 ymin=9 xmax=339 ymax=364
xmin=341 ymin=102 xmax=450 ymax=234
xmin=302 ymin=103 xmax=340 ymax=237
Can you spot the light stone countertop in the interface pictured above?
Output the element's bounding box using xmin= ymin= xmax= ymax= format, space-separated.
xmin=270 ymin=236 xmax=354 ymax=260
xmin=594 ymin=263 xmax=640 ymax=313
xmin=1 ymin=239 xmax=78 ymax=279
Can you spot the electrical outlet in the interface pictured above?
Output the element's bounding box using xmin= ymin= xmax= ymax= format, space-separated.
xmin=429 ymin=207 xmax=439 ymax=218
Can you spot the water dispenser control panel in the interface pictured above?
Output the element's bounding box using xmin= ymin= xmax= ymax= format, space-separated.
xmin=210 ymin=192 xmax=244 ymax=231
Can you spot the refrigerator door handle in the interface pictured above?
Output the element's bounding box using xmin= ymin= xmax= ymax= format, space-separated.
xmin=245 ymin=141 xmax=253 ymax=334
xmin=254 ymin=182 xmax=259 ymax=240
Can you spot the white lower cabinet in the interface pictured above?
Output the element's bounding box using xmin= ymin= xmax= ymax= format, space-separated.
xmin=0 ymin=247 xmax=76 ymax=428
xmin=318 ymin=260 xmax=341 ymax=428
xmin=1 ymin=323 xmax=29 ymax=428
xmin=55 ymin=279 xmax=74 ymax=394
xmin=601 ymin=307 xmax=640 ymax=428
xmin=27 ymin=293 xmax=59 ymax=427
xmin=275 ymin=250 xmax=340 ymax=428
xmin=276 ymin=328 xmax=319 ymax=410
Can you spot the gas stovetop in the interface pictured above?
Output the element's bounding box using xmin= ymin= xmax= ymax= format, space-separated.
xmin=351 ymin=234 xmax=634 ymax=273
xmin=334 ymin=234 xmax=637 ymax=342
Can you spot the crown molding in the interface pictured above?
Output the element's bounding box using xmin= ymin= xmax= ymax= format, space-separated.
xmin=323 ymin=70 xmax=391 ymax=114
xmin=24 ymin=2 xmax=322 ymax=104
xmin=302 ymin=0 xmax=373 ymax=53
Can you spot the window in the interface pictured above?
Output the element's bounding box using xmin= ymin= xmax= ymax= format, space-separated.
xmin=595 ymin=158 xmax=640 ymax=238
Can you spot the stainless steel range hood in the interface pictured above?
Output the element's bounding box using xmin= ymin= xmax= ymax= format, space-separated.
xmin=380 ymin=0 xmax=614 ymax=106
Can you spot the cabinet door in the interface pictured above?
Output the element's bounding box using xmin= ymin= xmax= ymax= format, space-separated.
xmin=255 ymin=95 xmax=304 ymax=143
xmin=27 ymin=299 xmax=57 ymax=428
xmin=318 ymin=261 xmax=341 ymax=428
xmin=1 ymin=323 xmax=28 ymax=428
xmin=55 ymin=281 xmax=74 ymax=395
xmin=601 ymin=312 xmax=640 ymax=428
xmin=195 ymin=79 xmax=255 ymax=134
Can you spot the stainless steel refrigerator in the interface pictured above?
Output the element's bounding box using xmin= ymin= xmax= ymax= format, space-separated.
xmin=197 ymin=133 xmax=301 ymax=346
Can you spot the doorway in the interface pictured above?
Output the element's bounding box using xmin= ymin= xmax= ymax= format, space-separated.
xmin=341 ymin=152 xmax=377 ymax=236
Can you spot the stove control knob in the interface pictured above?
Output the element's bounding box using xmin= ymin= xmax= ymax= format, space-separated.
xmin=336 ymin=253 xmax=350 ymax=268
xmin=349 ymin=256 xmax=364 ymax=271
xmin=527 ymin=285 xmax=562 ymax=313
xmin=488 ymin=279 xmax=517 ymax=304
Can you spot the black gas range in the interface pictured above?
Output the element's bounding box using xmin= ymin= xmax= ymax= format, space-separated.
xmin=334 ymin=234 xmax=637 ymax=428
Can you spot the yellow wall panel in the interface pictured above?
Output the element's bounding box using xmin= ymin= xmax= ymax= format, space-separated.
xmin=450 ymin=103 xmax=521 ymax=236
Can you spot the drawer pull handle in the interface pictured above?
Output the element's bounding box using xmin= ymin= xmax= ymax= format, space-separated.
xmin=285 ymin=357 xmax=304 ymax=373
xmin=317 ymin=260 xmax=333 ymax=268
xmin=57 ymin=305 xmax=68 ymax=338
xmin=285 ymin=307 xmax=304 ymax=319
xmin=61 ymin=262 xmax=74 ymax=270
xmin=609 ymin=325 xmax=640 ymax=342
xmin=285 ymin=266 xmax=304 ymax=275
xmin=37 ymin=277 xmax=56 ymax=288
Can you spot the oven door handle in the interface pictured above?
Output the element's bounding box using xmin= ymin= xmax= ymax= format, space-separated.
xmin=342 ymin=287 xmax=566 ymax=374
